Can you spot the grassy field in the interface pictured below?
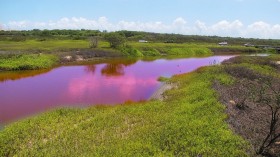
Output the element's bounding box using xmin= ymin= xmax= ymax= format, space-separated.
xmin=128 ymin=42 xmax=213 ymax=57
xmin=0 ymin=40 xmax=89 ymax=52
xmin=0 ymin=39 xmax=213 ymax=55
xmin=208 ymin=45 xmax=260 ymax=54
xmin=0 ymin=54 xmax=58 ymax=70
xmin=0 ymin=39 xmax=259 ymax=55
xmin=0 ymin=65 xmax=248 ymax=156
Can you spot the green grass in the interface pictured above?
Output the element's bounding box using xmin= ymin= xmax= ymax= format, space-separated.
xmin=129 ymin=42 xmax=213 ymax=57
xmin=208 ymin=45 xmax=260 ymax=53
xmin=165 ymin=47 xmax=211 ymax=56
xmin=0 ymin=54 xmax=58 ymax=70
xmin=0 ymin=40 xmax=89 ymax=52
xmin=0 ymin=66 xmax=248 ymax=156
xmin=0 ymin=39 xmax=260 ymax=57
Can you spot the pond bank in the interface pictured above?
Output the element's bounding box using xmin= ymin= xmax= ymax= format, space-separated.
xmin=0 ymin=57 xmax=249 ymax=156
xmin=0 ymin=55 xmax=234 ymax=124
xmin=150 ymin=83 xmax=174 ymax=100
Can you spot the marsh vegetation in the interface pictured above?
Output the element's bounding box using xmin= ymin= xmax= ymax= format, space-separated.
xmin=1 ymin=30 xmax=280 ymax=156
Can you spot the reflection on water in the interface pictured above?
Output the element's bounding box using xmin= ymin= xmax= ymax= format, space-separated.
xmin=0 ymin=56 xmax=234 ymax=124
xmin=84 ymin=65 xmax=96 ymax=74
xmin=0 ymin=69 xmax=52 ymax=82
xmin=101 ymin=64 xmax=125 ymax=76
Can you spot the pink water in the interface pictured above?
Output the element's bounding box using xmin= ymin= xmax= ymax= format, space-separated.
xmin=0 ymin=56 xmax=234 ymax=124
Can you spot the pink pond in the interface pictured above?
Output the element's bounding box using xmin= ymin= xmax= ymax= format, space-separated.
xmin=0 ymin=56 xmax=234 ymax=124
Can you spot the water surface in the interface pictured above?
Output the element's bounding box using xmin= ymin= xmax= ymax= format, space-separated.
xmin=0 ymin=56 xmax=234 ymax=124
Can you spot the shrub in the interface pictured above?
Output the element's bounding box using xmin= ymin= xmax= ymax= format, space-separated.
xmin=10 ymin=36 xmax=26 ymax=42
xmin=224 ymin=65 xmax=261 ymax=80
xmin=165 ymin=47 xmax=211 ymax=56
xmin=218 ymin=56 xmax=280 ymax=156
xmin=252 ymin=77 xmax=280 ymax=156
xmin=223 ymin=56 xmax=277 ymax=68
xmin=142 ymin=48 xmax=161 ymax=56
xmin=89 ymin=36 xmax=99 ymax=48
xmin=104 ymin=32 xmax=126 ymax=48
xmin=121 ymin=46 xmax=143 ymax=57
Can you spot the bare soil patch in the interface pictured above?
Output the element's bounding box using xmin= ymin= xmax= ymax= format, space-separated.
xmin=214 ymin=56 xmax=280 ymax=157
xmin=150 ymin=83 xmax=175 ymax=100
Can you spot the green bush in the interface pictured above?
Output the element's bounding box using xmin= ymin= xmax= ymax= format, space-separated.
xmin=121 ymin=46 xmax=144 ymax=57
xmin=104 ymin=32 xmax=126 ymax=48
xmin=142 ymin=48 xmax=161 ymax=56
xmin=166 ymin=47 xmax=211 ymax=56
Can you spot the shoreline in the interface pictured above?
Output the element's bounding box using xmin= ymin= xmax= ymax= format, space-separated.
xmin=150 ymin=83 xmax=174 ymax=100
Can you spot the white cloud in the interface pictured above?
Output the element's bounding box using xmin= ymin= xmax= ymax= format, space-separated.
xmin=173 ymin=17 xmax=187 ymax=26
xmin=195 ymin=20 xmax=207 ymax=32
xmin=247 ymin=21 xmax=271 ymax=38
xmin=211 ymin=20 xmax=243 ymax=31
xmin=248 ymin=21 xmax=280 ymax=39
xmin=2 ymin=17 xmax=280 ymax=39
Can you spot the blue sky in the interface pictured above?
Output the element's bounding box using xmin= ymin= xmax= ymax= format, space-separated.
xmin=1 ymin=0 xmax=280 ymax=39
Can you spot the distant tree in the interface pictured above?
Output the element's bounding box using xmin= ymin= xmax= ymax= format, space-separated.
xmin=89 ymin=36 xmax=99 ymax=48
xmin=104 ymin=32 xmax=126 ymax=48
xmin=41 ymin=30 xmax=51 ymax=37
xmin=116 ymin=30 xmax=143 ymax=38
xmin=32 ymin=29 xmax=41 ymax=36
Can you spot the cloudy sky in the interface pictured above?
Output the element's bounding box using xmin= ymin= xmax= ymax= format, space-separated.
xmin=1 ymin=0 xmax=280 ymax=39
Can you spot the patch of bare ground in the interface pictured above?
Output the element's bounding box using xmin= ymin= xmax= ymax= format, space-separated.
xmin=58 ymin=49 xmax=124 ymax=63
xmin=150 ymin=83 xmax=175 ymax=101
xmin=213 ymin=56 xmax=280 ymax=157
